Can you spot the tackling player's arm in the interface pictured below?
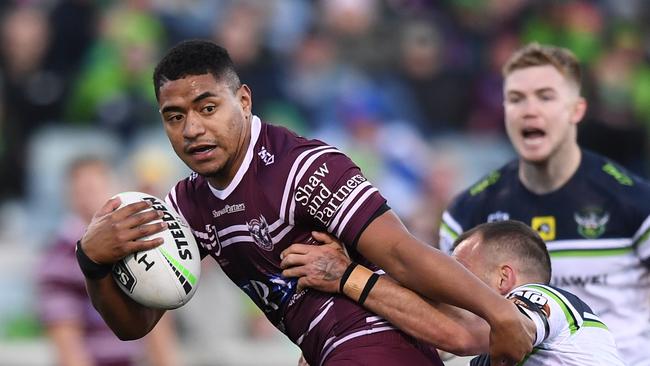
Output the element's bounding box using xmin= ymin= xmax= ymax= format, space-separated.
xmin=281 ymin=232 xmax=535 ymax=357
xmin=355 ymin=211 xmax=533 ymax=364
xmin=282 ymin=233 xmax=487 ymax=355
xmin=79 ymin=198 xmax=168 ymax=340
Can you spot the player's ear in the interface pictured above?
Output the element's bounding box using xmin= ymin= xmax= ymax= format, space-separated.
xmin=497 ymin=264 xmax=517 ymax=295
xmin=237 ymin=84 xmax=252 ymax=114
xmin=570 ymin=96 xmax=587 ymax=125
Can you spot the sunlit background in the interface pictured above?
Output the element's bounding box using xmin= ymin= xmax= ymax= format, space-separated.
xmin=1 ymin=0 xmax=649 ymax=365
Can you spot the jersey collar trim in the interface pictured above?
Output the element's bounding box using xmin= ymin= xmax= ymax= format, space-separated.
xmin=208 ymin=115 xmax=261 ymax=200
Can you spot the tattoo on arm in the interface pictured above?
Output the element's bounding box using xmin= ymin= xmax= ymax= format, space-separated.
xmin=314 ymin=253 xmax=346 ymax=281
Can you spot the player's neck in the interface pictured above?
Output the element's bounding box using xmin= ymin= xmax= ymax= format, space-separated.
xmin=518 ymin=143 xmax=581 ymax=195
xmin=208 ymin=115 xmax=252 ymax=190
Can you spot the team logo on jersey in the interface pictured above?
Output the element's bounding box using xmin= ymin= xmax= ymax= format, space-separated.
xmin=258 ymin=146 xmax=275 ymax=166
xmin=248 ymin=215 xmax=274 ymax=251
xmin=574 ymin=207 xmax=609 ymax=239
xmin=531 ymin=216 xmax=556 ymax=241
xmin=193 ymin=225 xmax=222 ymax=255
xmin=487 ymin=211 xmax=510 ymax=222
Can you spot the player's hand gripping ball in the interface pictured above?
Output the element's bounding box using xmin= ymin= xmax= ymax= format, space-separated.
xmin=111 ymin=191 xmax=201 ymax=309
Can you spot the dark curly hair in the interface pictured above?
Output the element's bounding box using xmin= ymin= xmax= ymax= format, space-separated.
xmin=153 ymin=40 xmax=241 ymax=100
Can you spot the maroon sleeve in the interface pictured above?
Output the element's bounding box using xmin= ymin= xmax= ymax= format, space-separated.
xmin=166 ymin=178 xmax=210 ymax=259
xmin=287 ymin=149 xmax=387 ymax=248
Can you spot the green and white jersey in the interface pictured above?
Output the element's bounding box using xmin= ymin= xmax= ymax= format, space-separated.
xmin=440 ymin=150 xmax=650 ymax=366
xmin=470 ymin=284 xmax=624 ymax=366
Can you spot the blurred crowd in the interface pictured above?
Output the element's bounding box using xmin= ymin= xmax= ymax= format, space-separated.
xmin=1 ymin=0 xmax=650 ymax=364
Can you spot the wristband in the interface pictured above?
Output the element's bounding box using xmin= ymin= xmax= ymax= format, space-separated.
xmin=75 ymin=240 xmax=112 ymax=279
xmin=342 ymin=264 xmax=374 ymax=302
xmin=358 ymin=273 xmax=380 ymax=306
xmin=339 ymin=263 xmax=358 ymax=294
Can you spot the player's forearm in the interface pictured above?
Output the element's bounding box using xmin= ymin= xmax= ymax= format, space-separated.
xmin=85 ymin=276 xmax=163 ymax=340
xmin=357 ymin=274 xmax=488 ymax=355
xmin=357 ymin=212 xmax=509 ymax=324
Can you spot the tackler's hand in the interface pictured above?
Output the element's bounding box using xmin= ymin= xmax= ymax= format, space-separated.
xmin=280 ymin=231 xmax=351 ymax=293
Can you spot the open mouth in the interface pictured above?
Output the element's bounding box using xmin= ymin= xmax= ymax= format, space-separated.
xmin=522 ymin=127 xmax=545 ymax=139
xmin=186 ymin=144 xmax=217 ymax=155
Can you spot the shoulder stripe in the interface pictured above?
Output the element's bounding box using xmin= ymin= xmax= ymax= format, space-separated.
xmin=441 ymin=211 xmax=462 ymax=236
xmin=327 ymin=181 xmax=373 ymax=232
xmin=166 ymin=186 xmax=190 ymax=227
xmin=526 ymin=284 xmax=582 ymax=335
xmin=287 ymin=148 xmax=343 ymax=225
xmin=335 ymin=187 xmax=378 ymax=238
xmin=279 ymin=145 xmax=333 ymax=223
xmin=440 ymin=221 xmax=459 ymax=241
xmin=633 ymin=214 xmax=650 ymax=248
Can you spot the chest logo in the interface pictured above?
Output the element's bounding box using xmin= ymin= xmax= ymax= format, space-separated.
xmin=574 ymin=208 xmax=609 ymax=239
xmin=531 ymin=216 xmax=556 ymax=241
xmin=248 ymin=215 xmax=274 ymax=251
xmin=258 ymin=146 xmax=275 ymax=166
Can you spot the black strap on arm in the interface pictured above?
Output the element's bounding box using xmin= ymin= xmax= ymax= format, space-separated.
xmin=76 ymin=240 xmax=113 ymax=280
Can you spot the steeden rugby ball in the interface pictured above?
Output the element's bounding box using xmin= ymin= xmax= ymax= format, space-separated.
xmin=111 ymin=191 xmax=201 ymax=309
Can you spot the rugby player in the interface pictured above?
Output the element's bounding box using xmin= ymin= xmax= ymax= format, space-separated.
xmin=439 ymin=43 xmax=650 ymax=366
xmin=76 ymin=40 xmax=532 ymax=365
xmin=280 ymin=221 xmax=625 ymax=365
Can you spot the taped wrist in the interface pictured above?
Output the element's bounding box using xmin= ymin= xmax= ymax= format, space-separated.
xmin=339 ymin=263 xmax=380 ymax=305
xmin=75 ymin=240 xmax=112 ymax=280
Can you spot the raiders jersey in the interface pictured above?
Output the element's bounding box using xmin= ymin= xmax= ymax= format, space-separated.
xmin=470 ymin=284 xmax=624 ymax=366
xmin=166 ymin=116 xmax=395 ymax=365
xmin=440 ymin=150 xmax=650 ymax=366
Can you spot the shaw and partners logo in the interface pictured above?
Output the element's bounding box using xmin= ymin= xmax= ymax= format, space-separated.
xmin=248 ymin=215 xmax=274 ymax=251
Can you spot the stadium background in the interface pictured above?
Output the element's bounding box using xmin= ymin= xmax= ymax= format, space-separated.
xmin=0 ymin=0 xmax=649 ymax=365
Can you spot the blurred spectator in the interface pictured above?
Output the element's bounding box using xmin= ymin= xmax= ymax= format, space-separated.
xmin=393 ymin=19 xmax=472 ymax=134
xmin=213 ymin=1 xmax=287 ymax=118
xmin=35 ymin=156 xmax=180 ymax=366
xmin=0 ymin=4 xmax=65 ymax=200
xmin=65 ymin=1 xmax=164 ymax=139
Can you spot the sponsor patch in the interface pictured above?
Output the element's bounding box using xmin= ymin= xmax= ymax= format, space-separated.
xmin=532 ymin=216 xmax=556 ymax=241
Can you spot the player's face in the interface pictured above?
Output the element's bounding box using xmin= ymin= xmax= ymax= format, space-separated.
xmin=503 ymin=65 xmax=585 ymax=164
xmin=452 ymin=235 xmax=495 ymax=290
xmin=158 ymin=73 xmax=252 ymax=183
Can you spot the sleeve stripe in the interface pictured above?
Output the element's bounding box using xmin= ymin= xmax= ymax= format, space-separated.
xmin=279 ymin=146 xmax=332 ymax=222
xmin=166 ymin=185 xmax=190 ymax=227
xmin=440 ymin=221 xmax=459 ymax=240
xmin=442 ymin=211 xmax=462 ymax=236
xmin=335 ymin=188 xmax=379 ymax=238
xmin=327 ymin=181 xmax=373 ymax=232
xmin=633 ymin=214 xmax=650 ymax=244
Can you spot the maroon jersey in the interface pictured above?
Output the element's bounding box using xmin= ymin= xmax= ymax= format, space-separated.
xmin=166 ymin=117 xmax=402 ymax=364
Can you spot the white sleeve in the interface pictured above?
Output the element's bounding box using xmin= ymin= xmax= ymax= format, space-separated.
xmin=507 ymin=284 xmax=582 ymax=347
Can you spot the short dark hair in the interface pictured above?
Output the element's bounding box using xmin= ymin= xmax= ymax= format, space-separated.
xmin=153 ymin=40 xmax=241 ymax=100
xmin=454 ymin=220 xmax=552 ymax=284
